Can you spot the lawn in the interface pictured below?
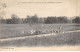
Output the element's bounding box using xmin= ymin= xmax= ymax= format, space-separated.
xmin=0 ymin=32 xmax=80 ymax=47
xmin=0 ymin=24 xmax=80 ymax=47
xmin=0 ymin=24 xmax=80 ymax=39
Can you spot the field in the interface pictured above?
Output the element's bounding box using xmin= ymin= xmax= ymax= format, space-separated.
xmin=0 ymin=24 xmax=80 ymax=47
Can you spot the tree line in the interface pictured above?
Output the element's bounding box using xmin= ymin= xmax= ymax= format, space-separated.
xmin=0 ymin=14 xmax=80 ymax=24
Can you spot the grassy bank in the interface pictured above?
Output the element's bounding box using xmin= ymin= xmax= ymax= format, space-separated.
xmin=0 ymin=32 xmax=80 ymax=47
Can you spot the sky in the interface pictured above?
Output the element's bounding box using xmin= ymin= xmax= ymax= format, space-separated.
xmin=0 ymin=0 xmax=80 ymax=19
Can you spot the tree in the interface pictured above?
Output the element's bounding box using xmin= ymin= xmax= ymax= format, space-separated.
xmin=27 ymin=14 xmax=39 ymax=24
xmin=57 ymin=16 xmax=69 ymax=23
xmin=45 ymin=17 xmax=55 ymax=24
xmin=0 ymin=18 xmax=6 ymax=24
xmin=6 ymin=19 xmax=12 ymax=24
xmin=26 ymin=14 xmax=39 ymax=27
xmin=44 ymin=16 xmax=70 ymax=24
xmin=10 ymin=14 xmax=20 ymax=24
xmin=72 ymin=16 xmax=80 ymax=23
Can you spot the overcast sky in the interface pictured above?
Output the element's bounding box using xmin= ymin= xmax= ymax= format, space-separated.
xmin=0 ymin=0 xmax=80 ymax=19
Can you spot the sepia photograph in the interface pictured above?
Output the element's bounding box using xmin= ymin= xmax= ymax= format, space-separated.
xmin=0 ymin=0 xmax=80 ymax=51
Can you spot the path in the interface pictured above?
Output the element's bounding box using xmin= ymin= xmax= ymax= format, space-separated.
xmin=0 ymin=30 xmax=80 ymax=41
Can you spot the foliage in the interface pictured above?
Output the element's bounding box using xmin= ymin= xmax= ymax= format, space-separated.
xmin=0 ymin=14 xmax=80 ymax=24
xmin=72 ymin=16 xmax=80 ymax=23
